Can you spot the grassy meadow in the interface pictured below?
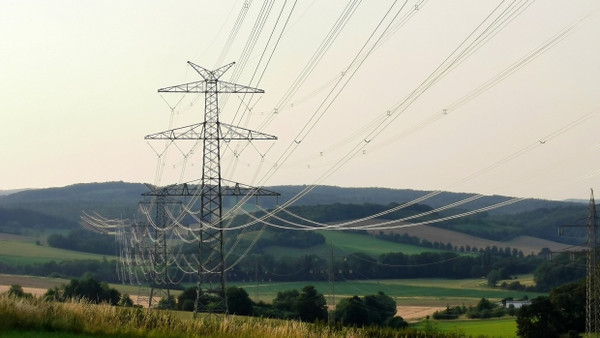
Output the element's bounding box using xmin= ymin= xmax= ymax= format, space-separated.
xmin=263 ymin=230 xmax=447 ymax=259
xmin=0 ymin=331 xmax=118 ymax=338
xmin=1 ymin=293 xmax=517 ymax=337
xmin=0 ymin=239 xmax=113 ymax=265
xmin=414 ymin=317 xmax=518 ymax=338
xmin=229 ymin=276 xmax=543 ymax=306
xmin=0 ymin=294 xmax=399 ymax=338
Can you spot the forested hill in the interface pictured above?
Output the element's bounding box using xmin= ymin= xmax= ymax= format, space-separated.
xmin=0 ymin=182 xmax=584 ymax=220
xmin=269 ymin=185 xmax=584 ymax=215
xmin=0 ymin=189 xmax=29 ymax=196
xmin=0 ymin=181 xmax=590 ymax=243
xmin=0 ymin=182 xmax=145 ymax=222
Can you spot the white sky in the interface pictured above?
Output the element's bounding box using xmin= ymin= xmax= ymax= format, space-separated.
xmin=1 ymin=0 xmax=599 ymax=201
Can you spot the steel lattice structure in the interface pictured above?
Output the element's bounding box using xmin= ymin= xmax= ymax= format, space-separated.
xmin=586 ymin=189 xmax=600 ymax=335
xmin=145 ymin=61 xmax=278 ymax=314
xmin=136 ymin=190 xmax=185 ymax=307
xmin=82 ymin=61 xmax=278 ymax=311
xmin=559 ymin=189 xmax=600 ymax=336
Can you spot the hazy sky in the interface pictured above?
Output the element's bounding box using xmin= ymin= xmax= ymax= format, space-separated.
xmin=1 ymin=0 xmax=599 ymax=201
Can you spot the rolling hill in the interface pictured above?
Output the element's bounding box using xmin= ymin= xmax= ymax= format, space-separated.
xmin=0 ymin=182 xmax=584 ymax=219
xmin=0 ymin=181 xmax=591 ymax=256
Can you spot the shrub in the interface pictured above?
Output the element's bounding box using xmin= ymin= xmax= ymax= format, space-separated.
xmin=157 ymin=295 xmax=177 ymax=310
xmin=118 ymin=294 xmax=134 ymax=307
xmin=226 ymin=286 xmax=253 ymax=316
xmin=43 ymin=277 xmax=120 ymax=305
xmin=433 ymin=305 xmax=467 ymax=320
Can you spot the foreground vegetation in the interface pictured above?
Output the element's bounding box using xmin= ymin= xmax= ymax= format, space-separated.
xmin=414 ymin=317 xmax=517 ymax=338
xmin=0 ymin=274 xmax=585 ymax=337
xmin=0 ymin=293 xmax=469 ymax=338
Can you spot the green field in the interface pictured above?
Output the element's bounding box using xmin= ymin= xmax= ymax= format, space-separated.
xmin=414 ymin=317 xmax=518 ymax=337
xmin=263 ymin=230 xmax=446 ymax=259
xmin=0 ymin=240 xmax=113 ymax=265
xmin=1 ymin=273 xmax=543 ymax=310
xmin=228 ymin=278 xmax=544 ymax=305
xmin=381 ymin=275 xmax=536 ymax=290
xmin=17 ymin=314 xmax=513 ymax=338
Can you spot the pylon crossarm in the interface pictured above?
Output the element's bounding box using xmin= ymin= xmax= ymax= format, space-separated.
xmin=221 ymin=180 xmax=280 ymax=197
xmin=145 ymin=122 xmax=276 ymax=141
xmin=145 ymin=123 xmax=205 ymax=140
xmin=143 ymin=182 xmax=200 ymax=197
xmin=158 ymin=69 xmax=260 ymax=94
xmin=140 ymin=180 xmax=279 ymax=198
xmin=220 ymin=123 xmax=277 ymax=140
xmin=188 ymin=61 xmax=235 ymax=80
xmin=222 ymin=186 xmax=279 ymax=197
xmin=158 ymin=80 xmax=207 ymax=93
xmin=218 ymin=81 xmax=264 ymax=93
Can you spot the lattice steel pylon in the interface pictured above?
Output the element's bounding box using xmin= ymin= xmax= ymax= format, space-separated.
xmin=560 ymin=189 xmax=600 ymax=336
xmin=145 ymin=61 xmax=278 ymax=314
xmin=586 ymin=189 xmax=600 ymax=335
xmin=138 ymin=187 xmax=182 ymax=307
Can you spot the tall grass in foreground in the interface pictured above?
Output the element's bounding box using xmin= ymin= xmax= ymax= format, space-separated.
xmin=0 ymin=294 xmax=466 ymax=338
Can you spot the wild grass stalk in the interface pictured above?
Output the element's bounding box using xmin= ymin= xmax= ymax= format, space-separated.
xmin=0 ymin=294 xmax=463 ymax=337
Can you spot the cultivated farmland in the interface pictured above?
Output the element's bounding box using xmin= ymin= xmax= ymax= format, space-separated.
xmin=367 ymin=223 xmax=576 ymax=254
xmin=0 ymin=239 xmax=113 ymax=265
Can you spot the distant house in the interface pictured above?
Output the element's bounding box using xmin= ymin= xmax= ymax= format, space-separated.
xmin=504 ymin=300 xmax=531 ymax=308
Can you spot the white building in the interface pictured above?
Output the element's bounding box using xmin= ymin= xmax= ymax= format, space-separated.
xmin=504 ymin=300 xmax=531 ymax=309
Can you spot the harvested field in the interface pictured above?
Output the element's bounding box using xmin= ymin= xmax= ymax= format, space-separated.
xmin=0 ymin=274 xmax=61 ymax=298
xmin=0 ymin=274 xmax=67 ymax=289
xmin=0 ymin=285 xmax=47 ymax=296
xmin=0 ymin=233 xmax=37 ymax=242
xmin=366 ymin=223 xmax=577 ymax=254
xmin=505 ymin=236 xmax=581 ymax=256
xmin=397 ymin=306 xmax=445 ymax=321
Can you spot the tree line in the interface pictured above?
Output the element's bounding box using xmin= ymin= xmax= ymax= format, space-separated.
xmin=227 ymin=248 xmax=542 ymax=283
xmin=47 ymin=229 xmax=116 ymax=255
xmin=159 ymin=284 xmax=407 ymax=328
xmin=0 ymin=258 xmax=120 ymax=283
xmin=5 ymin=277 xmax=407 ymax=330
xmin=0 ymin=248 xmax=582 ymax=293
xmin=0 ymin=207 xmax=77 ymax=235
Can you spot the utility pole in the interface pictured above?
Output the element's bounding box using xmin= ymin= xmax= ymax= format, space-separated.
xmin=559 ymin=189 xmax=599 ymax=335
xmin=145 ymin=61 xmax=278 ymax=315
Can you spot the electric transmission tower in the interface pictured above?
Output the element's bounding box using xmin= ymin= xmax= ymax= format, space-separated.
xmin=586 ymin=189 xmax=599 ymax=335
xmin=145 ymin=61 xmax=278 ymax=314
xmin=559 ymin=189 xmax=599 ymax=335
xmin=138 ymin=186 xmax=184 ymax=307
